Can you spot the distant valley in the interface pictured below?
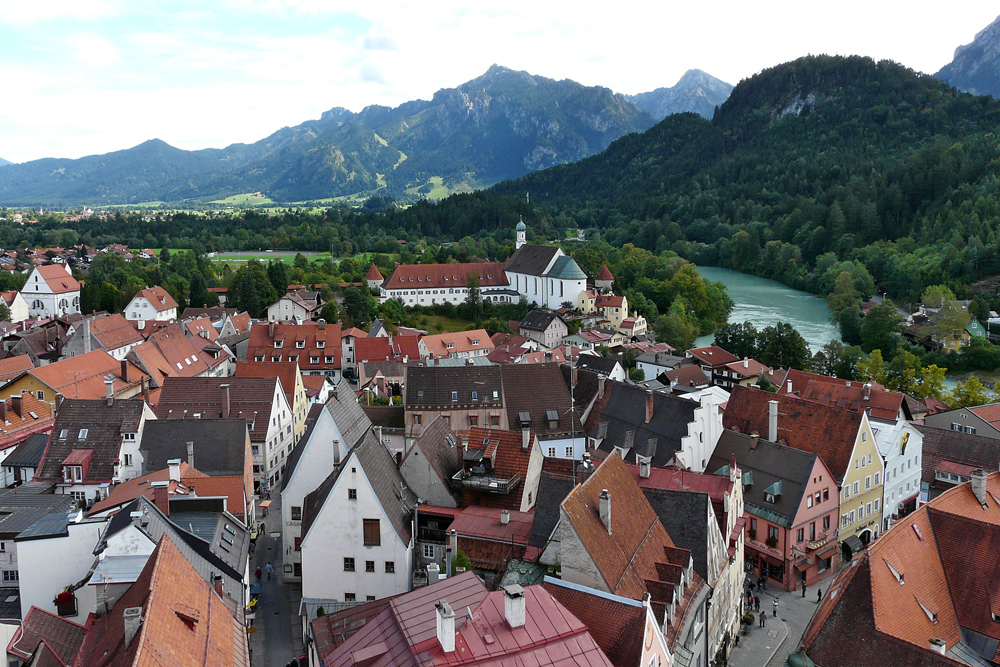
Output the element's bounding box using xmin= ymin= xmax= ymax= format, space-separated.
xmin=0 ymin=66 xmax=731 ymax=207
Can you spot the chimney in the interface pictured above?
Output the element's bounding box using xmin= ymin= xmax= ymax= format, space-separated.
xmin=427 ymin=562 xmax=440 ymax=584
xmin=105 ymin=377 xmax=114 ymax=404
xmin=213 ymin=575 xmax=224 ymax=598
xmin=786 ymin=380 xmax=792 ymax=394
xmin=268 ymin=320 xmax=275 ymax=337
xmin=142 ymin=377 xmax=150 ymax=405
xmin=768 ymin=400 xmax=778 ymax=442
xmin=645 ymin=391 xmax=654 ymax=424
xmin=221 ymin=384 xmax=231 ymax=419
xmin=500 ymin=509 xmax=510 ymax=525
xmin=120 ymin=359 xmax=129 ymax=383
xmin=863 ymin=382 xmax=872 ymax=401
xmin=929 ymin=638 xmax=947 ymax=655
xmin=503 ymin=585 xmax=526 ymax=628
xmin=123 ymin=607 xmax=143 ymax=648
xmin=9 ymin=393 xmax=21 ymax=419
xmin=0 ymin=400 xmax=6 ymax=423
xmin=168 ymin=458 xmax=181 ymax=482
xmin=449 ymin=529 xmax=458 ymax=558
xmin=598 ymin=375 xmax=606 ymax=399
xmin=522 ymin=429 xmax=530 ymax=451
xmin=579 ymin=452 xmax=594 ymax=484
xmin=435 ymin=600 xmax=456 ymax=653
xmin=971 ymin=469 xmax=988 ymax=506
xmin=130 ymin=510 xmax=143 ymax=528
xmin=639 ymin=455 xmax=651 ymax=479
xmin=186 ymin=441 xmax=195 ymax=468
xmin=152 ymin=485 xmax=170 ymax=515
xmin=599 ymin=489 xmax=611 ymax=534
xmin=744 ymin=357 xmax=749 ymax=368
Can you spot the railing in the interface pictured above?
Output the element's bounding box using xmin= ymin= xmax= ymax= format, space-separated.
xmin=418 ymin=527 xmax=447 ymax=543
xmin=451 ymin=471 xmax=522 ymax=495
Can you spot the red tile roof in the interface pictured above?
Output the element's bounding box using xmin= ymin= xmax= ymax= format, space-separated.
xmin=724 ymin=385 xmax=863 ymax=482
xmin=366 ymin=263 xmax=383 ymax=280
xmin=542 ymin=579 xmax=645 ymax=667
xmin=687 ymin=346 xmax=740 ymax=367
xmin=779 ymin=369 xmax=905 ymax=421
xmin=182 ymin=474 xmax=248 ymax=524
xmin=0 ymin=354 xmax=33 ymax=383
xmin=341 ymin=327 xmax=368 ymax=339
xmin=382 ymin=262 xmax=509 ymax=291
xmin=595 ymin=294 xmax=624 ymax=308
xmin=127 ymin=323 xmax=211 ymax=386
xmin=463 ymin=428 xmax=537 ymax=510
xmin=184 ymin=316 xmax=219 ymax=342
xmin=7 ymin=606 xmax=86 ymax=662
xmin=87 ymin=462 xmax=205 ymax=516
xmin=0 ymin=391 xmax=53 ymax=450
xmin=226 ymin=311 xmax=251 ymax=333
xmin=28 ymin=349 xmax=146 ymax=400
xmin=235 ymin=360 xmax=300 ymax=406
xmin=134 ymin=285 xmax=178 ymax=312
xmin=154 ymin=376 xmax=282 ymax=443
xmin=596 ymin=264 xmax=614 ymax=281
xmin=452 ymin=505 xmax=533 ymax=570
xmin=661 ymin=364 xmax=709 ymax=387
xmin=33 ymin=264 xmax=80 ymax=294
xmin=87 ymin=314 xmax=144 ymax=350
xmin=725 ymin=357 xmax=771 ymax=379
xmin=354 ymin=335 xmax=420 ymax=365
xmin=247 ymin=321 xmax=342 ymax=372
xmin=420 ymin=329 xmax=493 ymax=357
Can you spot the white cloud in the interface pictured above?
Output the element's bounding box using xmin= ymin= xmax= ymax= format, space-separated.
xmin=0 ymin=0 xmax=117 ymax=24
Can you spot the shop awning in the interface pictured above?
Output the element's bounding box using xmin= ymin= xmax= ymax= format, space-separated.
xmin=795 ymin=560 xmax=812 ymax=571
xmin=842 ymin=535 xmax=864 ymax=556
xmin=259 ymin=500 xmax=272 ymax=509
xmin=817 ymin=545 xmax=838 ymax=559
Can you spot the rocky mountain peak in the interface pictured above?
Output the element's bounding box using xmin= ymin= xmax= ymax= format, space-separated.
xmin=936 ymin=14 xmax=1000 ymax=98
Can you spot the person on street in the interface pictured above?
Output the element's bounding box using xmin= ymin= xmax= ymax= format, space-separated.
xmin=265 ymin=562 xmax=274 ymax=581
xmin=802 ymin=583 xmax=807 ymax=598
xmin=817 ymin=588 xmax=823 ymax=604
xmin=255 ymin=567 xmax=262 ymax=583
xmin=772 ymin=597 xmax=779 ymax=617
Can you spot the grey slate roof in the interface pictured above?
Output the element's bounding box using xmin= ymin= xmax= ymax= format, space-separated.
xmin=519 ymin=310 xmax=561 ymax=333
xmin=642 ymin=489 xmax=712 ymax=582
xmin=283 ymin=379 xmax=372 ymax=492
xmin=140 ymin=420 xmax=249 ymax=477
xmin=404 ymin=365 xmax=504 ymax=409
xmin=584 ymin=381 xmax=697 ymax=467
xmin=36 ymin=398 xmax=145 ymax=484
xmin=154 ymin=376 xmax=281 ymax=443
xmin=302 ymin=431 xmax=417 ymax=545
xmin=575 ymin=355 xmax=619 ymax=375
xmin=501 ymin=363 xmax=583 ymax=438
xmin=17 ymin=509 xmax=79 ymax=541
xmin=0 ymin=489 xmax=76 ymax=538
xmin=708 ymin=429 xmax=815 ymax=528
xmin=561 ymin=366 xmax=603 ymax=417
xmin=504 ymin=244 xmax=559 ymax=277
xmin=546 ymin=255 xmax=587 ymax=280
xmin=528 ymin=472 xmax=577 ymax=549
xmin=361 ymin=406 xmax=405 ymax=430
xmin=3 ymin=432 xmax=49 ymax=469
xmin=401 ymin=415 xmax=461 ymax=490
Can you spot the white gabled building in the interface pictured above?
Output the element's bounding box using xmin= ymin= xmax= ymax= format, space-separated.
xmin=124 ymin=286 xmax=178 ymax=325
xmin=300 ymin=431 xmax=417 ymax=603
xmin=0 ymin=290 xmax=29 ymax=323
xmin=280 ymin=381 xmax=368 ymax=582
xmin=21 ymin=265 xmax=81 ymax=319
xmin=504 ymin=220 xmax=587 ymax=310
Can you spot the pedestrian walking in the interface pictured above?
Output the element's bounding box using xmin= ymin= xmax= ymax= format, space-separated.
xmin=265 ymin=562 xmax=274 ymax=581
xmin=255 ymin=567 xmax=262 ymax=583
xmin=755 ymin=595 xmax=760 ymax=612
xmin=761 ymin=612 xmax=767 ymax=627
xmin=817 ymin=588 xmax=823 ymax=604
xmin=759 ymin=612 xmax=764 ymax=628
xmin=772 ymin=597 xmax=778 ymax=617
xmin=802 ymin=583 xmax=807 ymax=598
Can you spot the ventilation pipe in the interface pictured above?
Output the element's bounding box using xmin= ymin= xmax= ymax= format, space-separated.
xmin=768 ymin=400 xmax=778 ymax=442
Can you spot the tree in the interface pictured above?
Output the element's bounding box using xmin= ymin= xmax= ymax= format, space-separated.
xmin=885 ymin=350 xmax=920 ymax=395
xmin=293 ymin=253 xmax=309 ymax=271
xmin=756 ymin=322 xmax=810 ymax=370
xmin=970 ymin=295 xmax=991 ymax=322
xmin=266 ymin=260 xmax=289 ymax=294
xmin=930 ymin=301 xmax=970 ymax=351
xmin=921 ymin=285 xmax=956 ymax=309
xmin=915 ymin=364 xmax=947 ymax=400
xmin=227 ymin=262 xmax=278 ymax=318
xmin=949 ymin=377 xmax=990 ymax=409
xmin=860 ymin=302 xmax=902 ymax=354
xmin=463 ymin=273 xmax=483 ymax=321
xmin=654 ymin=300 xmax=700 ymax=351
xmin=714 ymin=321 xmax=758 ymax=360
xmin=188 ymin=273 xmax=209 ymax=309
xmin=629 ymin=367 xmax=645 ymax=382
xmin=856 ymin=349 xmax=887 ymax=386
xmin=0 ymin=302 xmax=9 ymax=322
xmin=481 ymin=317 xmax=512 ymax=335
xmin=342 ymin=284 xmax=376 ymax=328
xmin=319 ymin=301 xmax=340 ymax=324
xmin=828 ymin=271 xmax=861 ymax=319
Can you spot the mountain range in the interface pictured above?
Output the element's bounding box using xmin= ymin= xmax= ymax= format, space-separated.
xmin=627 ymin=69 xmax=733 ymax=120
xmin=0 ymin=158 xmax=10 ymax=167
xmin=936 ymin=14 xmax=1000 ymax=98
xmin=0 ymin=66 xmax=732 ymax=207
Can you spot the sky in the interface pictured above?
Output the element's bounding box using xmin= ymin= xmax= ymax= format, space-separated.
xmin=1 ymin=1 xmax=998 ymax=163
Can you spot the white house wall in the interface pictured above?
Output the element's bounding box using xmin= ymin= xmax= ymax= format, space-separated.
xmin=16 ymin=519 xmax=106 ymax=619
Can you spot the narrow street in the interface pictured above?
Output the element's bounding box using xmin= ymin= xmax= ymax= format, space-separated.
xmin=249 ymin=494 xmax=304 ymax=667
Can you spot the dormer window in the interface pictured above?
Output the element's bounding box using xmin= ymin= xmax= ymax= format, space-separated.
xmin=296 ymin=340 xmax=305 ymax=349
xmin=471 ymin=391 xmax=478 ymax=401
xmin=62 ymin=466 xmax=82 ymax=483
xmin=60 ymin=429 xmax=68 ymax=439
xmin=78 ymin=429 xmax=88 ymax=440
xmin=317 ymin=341 xmax=325 ymax=349
xmin=274 ymin=340 xmax=283 ymax=349
xmin=451 ymin=391 xmax=458 ymax=402
xmin=445 ymin=343 xmax=454 ymax=349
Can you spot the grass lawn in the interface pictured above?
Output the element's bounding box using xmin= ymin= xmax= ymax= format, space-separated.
xmin=209 ymin=192 xmax=276 ymax=206
xmin=407 ymin=313 xmax=474 ymax=335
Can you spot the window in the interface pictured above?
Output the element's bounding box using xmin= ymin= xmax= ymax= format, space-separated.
xmin=468 ymin=416 xmax=478 ymax=427
xmin=565 ymin=446 xmax=573 ymax=457
xmin=874 ymin=472 xmax=880 ymax=485
xmin=363 ymin=519 xmax=381 ymax=546
xmin=2 ymin=570 xmax=18 ymax=582
xmin=823 ymin=488 xmax=829 ymax=501
xmin=861 ymin=457 xmax=866 ymax=468
xmin=122 ymin=454 xmax=133 ymax=467
xmin=796 ymin=528 xmax=804 ymax=543
xmin=348 ymin=488 xmax=357 ymax=500
xmin=865 ymin=476 xmax=871 ymax=490
xmin=965 ymin=426 xmax=976 ymax=435
xmin=547 ymin=447 xmax=556 ymax=457
xmin=365 ymin=560 xmax=375 ymax=573
xmin=344 ymin=558 xmax=355 ymax=572
xmin=844 ymin=486 xmax=850 ymax=499
xmin=472 ymin=391 xmax=478 ymax=401
xmin=750 ymin=518 xmax=757 ymax=533
xmin=367 ymin=595 xmax=376 ymax=601
xmin=385 ymin=561 xmax=395 ymax=573
xmin=412 ymin=414 xmax=422 ymax=425
xmin=422 ymin=543 xmax=436 ymax=559
xmin=823 ymin=516 xmax=830 ymax=531
xmin=853 ymin=481 xmax=859 ymax=495
xmin=78 ymin=429 xmax=88 ymax=440
xmin=63 ymin=466 xmax=83 ymax=483
xmin=451 ymin=391 xmax=458 ymax=402
xmin=291 ymin=506 xmax=302 ymax=521
xmin=866 ymin=502 xmax=873 ymax=516
xmin=36 ymin=390 xmax=44 ymax=401
xmin=810 ymin=522 xmax=816 ymax=541
xmin=862 ymin=431 xmax=867 ymax=442
xmin=344 ymin=593 xmax=356 ymax=602
xmin=490 ymin=415 xmax=500 ymax=426
xmin=842 ymin=514 xmax=849 ymax=528
xmin=874 ymin=499 xmax=880 ymax=511
xmin=59 ymin=429 xmax=68 ymax=439
xmin=807 ymin=496 xmax=813 ymax=508
xmin=768 ymin=526 xmax=779 ymax=542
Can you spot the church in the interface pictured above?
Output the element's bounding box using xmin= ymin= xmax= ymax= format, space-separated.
xmin=380 ymin=219 xmax=588 ymax=309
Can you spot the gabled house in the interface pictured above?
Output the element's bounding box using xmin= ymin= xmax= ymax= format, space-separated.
xmin=0 ymin=392 xmax=53 ymax=486
xmin=2 ymin=349 xmax=147 ymax=408
xmin=2 ymin=432 xmax=48 ymax=486
xmin=404 ymin=365 xmax=505 ymax=440
xmin=453 ymin=427 xmax=544 ymax=513
xmin=398 ymin=415 xmax=461 ymax=508
xmin=925 ymin=402 xmax=1000 ymax=440
xmin=0 ymin=290 xmax=28 ymax=323
xmin=914 ymin=424 xmax=1000 ymax=503
xmin=123 ymin=285 xmax=178 ymax=325
xmin=154 ymin=376 xmax=291 ymax=492
xmin=553 ymin=452 xmax=710 ymax=666
xmin=21 ymin=265 xmax=80 ymax=319
xmin=183 ymin=315 xmax=219 ymax=342
xmin=449 ymin=505 xmax=533 ymax=574
xmin=710 ymin=430 xmax=840 ymax=593
xmin=339 ymin=326 xmax=368 ymax=375
xmin=418 ymin=329 xmax=494 ymax=360
xmin=36 ymin=398 xmax=153 ymax=504
xmin=351 ymin=334 xmax=420 ymax=377
xmin=685 ymin=345 xmax=740 ymax=386
xmin=126 ymin=322 xmax=217 ymax=391
xmin=300 ymin=430 xmax=417 ymax=602
xmin=575 ymin=354 xmax=626 ymax=382
xmin=0 ymin=355 xmax=33 ymax=385
xmin=798 ymin=470 xmax=1000 ymax=667
xmin=500 ymin=362 xmax=585 ymax=459
xmin=62 ymin=313 xmax=144 ymax=361
xmin=506 ymin=224 xmax=588 ymax=309
xmin=2 ymin=321 xmax=73 ymax=366
xmin=725 ymin=385 xmax=884 ymax=561
xmin=247 ymin=320 xmax=342 ymax=379
xmin=584 ymin=378 xmax=723 ymax=473
xmin=518 ymin=310 xmax=568 ymax=349
xmin=719 ymin=357 xmax=772 ymax=389
xmin=7 ymin=605 xmax=86 ymax=665
xmin=380 ymin=261 xmax=514 ymax=307
xmin=235 ymin=360 xmax=308 ymax=444
xmin=267 ymin=289 xmax=324 ymax=322
xmin=281 ymin=380 xmax=373 ymax=582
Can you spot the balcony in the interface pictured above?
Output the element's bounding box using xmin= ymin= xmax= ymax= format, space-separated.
xmin=451 ymin=470 xmax=521 ymax=495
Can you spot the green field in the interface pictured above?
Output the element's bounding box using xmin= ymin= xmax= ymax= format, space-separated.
xmin=209 ymin=192 xmax=276 ymax=206
xmin=407 ymin=313 xmax=474 ymax=335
